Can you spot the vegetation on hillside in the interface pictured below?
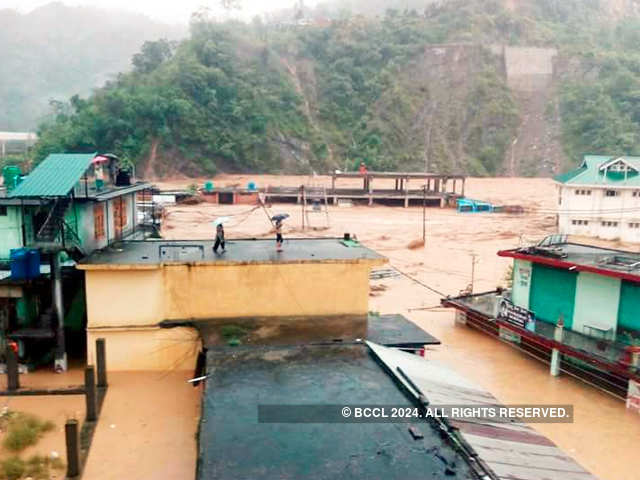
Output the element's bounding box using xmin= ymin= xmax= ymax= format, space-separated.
xmin=0 ymin=2 xmax=183 ymax=131
xmin=32 ymin=0 xmax=640 ymax=176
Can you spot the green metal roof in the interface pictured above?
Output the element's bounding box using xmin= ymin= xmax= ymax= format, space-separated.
xmin=9 ymin=153 xmax=97 ymax=197
xmin=554 ymin=155 xmax=640 ymax=187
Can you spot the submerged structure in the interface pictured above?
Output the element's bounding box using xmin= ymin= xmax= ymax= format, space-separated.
xmin=263 ymin=171 xmax=465 ymax=207
xmin=442 ymin=236 xmax=640 ymax=409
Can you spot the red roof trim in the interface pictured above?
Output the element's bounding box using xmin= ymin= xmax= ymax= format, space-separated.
xmin=498 ymin=249 xmax=640 ymax=284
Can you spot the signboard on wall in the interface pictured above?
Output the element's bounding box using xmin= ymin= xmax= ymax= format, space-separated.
xmin=498 ymin=298 xmax=535 ymax=329
xmin=517 ymin=265 xmax=531 ymax=288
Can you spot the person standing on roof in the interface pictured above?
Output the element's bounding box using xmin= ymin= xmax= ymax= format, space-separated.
xmin=275 ymin=219 xmax=283 ymax=252
xmin=359 ymin=161 xmax=369 ymax=191
xmin=213 ymin=223 xmax=226 ymax=254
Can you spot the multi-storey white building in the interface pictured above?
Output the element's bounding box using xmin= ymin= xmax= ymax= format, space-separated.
xmin=555 ymin=155 xmax=640 ymax=243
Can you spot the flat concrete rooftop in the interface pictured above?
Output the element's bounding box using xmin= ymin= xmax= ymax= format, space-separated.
xmin=78 ymin=238 xmax=387 ymax=268
xmin=199 ymin=343 xmax=475 ymax=480
xmin=499 ymin=242 xmax=640 ymax=282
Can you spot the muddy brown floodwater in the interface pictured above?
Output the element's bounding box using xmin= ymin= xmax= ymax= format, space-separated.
xmin=159 ymin=176 xmax=640 ymax=480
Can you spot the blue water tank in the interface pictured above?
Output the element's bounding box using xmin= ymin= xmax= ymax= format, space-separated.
xmin=26 ymin=249 xmax=41 ymax=279
xmin=10 ymin=248 xmax=28 ymax=280
xmin=247 ymin=181 xmax=257 ymax=191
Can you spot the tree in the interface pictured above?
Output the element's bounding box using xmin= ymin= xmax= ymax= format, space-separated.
xmin=132 ymin=39 xmax=175 ymax=74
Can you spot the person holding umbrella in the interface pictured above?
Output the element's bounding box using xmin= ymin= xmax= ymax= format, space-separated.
xmin=212 ymin=217 xmax=229 ymax=254
xmin=271 ymin=213 xmax=289 ymax=252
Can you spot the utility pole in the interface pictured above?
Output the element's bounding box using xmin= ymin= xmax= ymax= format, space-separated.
xmin=470 ymin=253 xmax=479 ymax=293
xmin=422 ymin=185 xmax=427 ymax=244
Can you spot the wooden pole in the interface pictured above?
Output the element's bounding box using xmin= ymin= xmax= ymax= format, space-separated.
xmin=85 ymin=365 xmax=97 ymax=422
xmin=65 ymin=419 xmax=80 ymax=478
xmin=96 ymin=338 xmax=107 ymax=388
xmin=6 ymin=347 xmax=19 ymax=391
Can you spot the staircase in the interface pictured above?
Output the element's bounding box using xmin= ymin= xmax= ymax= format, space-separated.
xmin=36 ymin=198 xmax=69 ymax=242
xmin=33 ymin=198 xmax=85 ymax=255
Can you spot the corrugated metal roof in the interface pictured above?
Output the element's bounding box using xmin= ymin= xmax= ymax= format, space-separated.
xmin=367 ymin=342 xmax=600 ymax=480
xmin=9 ymin=153 xmax=96 ymax=198
xmin=554 ymin=155 xmax=640 ymax=186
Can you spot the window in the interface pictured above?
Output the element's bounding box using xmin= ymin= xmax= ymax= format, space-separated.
xmin=572 ymin=219 xmax=589 ymax=226
xmin=574 ymin=189 xmax=592 ymax=196
xmin=633 ymin=191 xmax=640 ymax=197
xmin=601 ymin=221 xmax=619 ymax=227
xmin=94 ymin=203 xmax=105 ymax=240
xmin=629 ymin=223 xmax=640 ymax=229
xmin=605 ymin=190 xmax=619 ymax=197
xmin=0 ymin=205 xmax=7 ymax=216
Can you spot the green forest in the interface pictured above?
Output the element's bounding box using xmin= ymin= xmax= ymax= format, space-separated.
xmin=25 ymin=0 xmax=640 ymax=176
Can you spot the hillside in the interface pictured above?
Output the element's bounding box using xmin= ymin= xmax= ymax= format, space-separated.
xmin=32 ymin=0 xmax=640 ymax=177
xmin=0 ymin=2 xmax=184 ymax=131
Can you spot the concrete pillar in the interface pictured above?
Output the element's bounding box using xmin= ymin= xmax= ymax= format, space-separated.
xmin=1 ymin=140 xmax=5 ymax=158
xmin=627 ymin=379 xmax=640 ymax=412
xmin=461 ymin=178 xmax=465 ymax=197
xmin=96 ymin=338 xmax=107 ymax=388
xmin=550 ymin=317 xmax=564 ymax=377
xmin=65 ymin=419 xmax=80 ymax=478
xmin=85 ymin=365 xmax=97 ymax=421
xmin=51 ymin=252 xmax=67 ymax=372
xmin=404 ymin=177 xmax=409 ymax=208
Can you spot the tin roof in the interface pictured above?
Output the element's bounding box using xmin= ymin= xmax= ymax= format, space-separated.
xmin=9 ymin=153 xmax=96 ymax=197
xmin=554 ymin=155 xmax=640 ymax=187
xmin=367 ymin=342 xmax=599 ymax=480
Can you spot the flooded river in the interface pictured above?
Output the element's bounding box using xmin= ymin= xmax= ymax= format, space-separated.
xmin=162 ymin=176 xmax=640 ymax=480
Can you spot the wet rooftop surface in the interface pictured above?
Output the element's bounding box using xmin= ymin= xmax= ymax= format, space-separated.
xmin=199 ymin=343 xmax=474 ymax=480
xmin=503 ymin=242 xmax=640 ymax=277
xmin=193 ymin=314 xmax=439 ymax=349
xmin=79 ymin=238 xmax=386 ymax=266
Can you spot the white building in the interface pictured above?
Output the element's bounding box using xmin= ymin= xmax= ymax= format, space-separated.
xmin=555 ymin=155 xmax=640 ymax=243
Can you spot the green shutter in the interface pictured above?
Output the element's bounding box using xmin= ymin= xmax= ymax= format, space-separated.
xmin=529 ymin=264 xmax=577 ymax=328
xmin=618 ymin=281 xmax=640 ymax=333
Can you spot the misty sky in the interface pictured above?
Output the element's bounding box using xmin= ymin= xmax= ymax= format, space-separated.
xmin=4 ymin=0 xmax=322 ymax=24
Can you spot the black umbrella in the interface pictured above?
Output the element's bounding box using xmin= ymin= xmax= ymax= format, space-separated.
xmin=271 ymin=213 xmax=290 ymax=222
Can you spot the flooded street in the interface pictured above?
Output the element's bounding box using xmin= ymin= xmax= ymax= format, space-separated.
xmin=161 ymin=176 xmax=640 ymax=480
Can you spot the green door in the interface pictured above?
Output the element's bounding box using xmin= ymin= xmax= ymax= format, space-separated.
xmin=618 ymin=281 xmax=640 ymax=333
xmin=529 ymin=264 xmax=577 ymax=328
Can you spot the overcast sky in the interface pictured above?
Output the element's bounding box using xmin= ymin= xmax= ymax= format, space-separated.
xmin=3 ymin=0 xmax=322 ymax=24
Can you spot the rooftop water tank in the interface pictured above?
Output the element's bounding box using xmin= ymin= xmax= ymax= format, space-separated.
xmin=3 ymin=166 xmax=21 ymax=192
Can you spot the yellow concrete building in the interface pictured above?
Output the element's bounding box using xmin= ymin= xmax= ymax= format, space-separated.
xmin=77 ymin=239 xmax=386 ymax=370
